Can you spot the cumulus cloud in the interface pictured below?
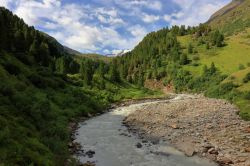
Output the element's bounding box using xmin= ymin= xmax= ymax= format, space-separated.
xmin=116 ymin=0 xmax=162 ymax=11
xmin=0 ymin=0 xmax=230 ymax=54
xmin=164 ymin=0 xmax=230 ymax=26
xmin=0 ymin=0 xmax=141 ymax=53
xmin=142 ymin=13 xmax=160 ymax=23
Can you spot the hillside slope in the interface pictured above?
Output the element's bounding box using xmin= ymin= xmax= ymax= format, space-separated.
xmin=115 ymin=2 xmax=250 ymax=120
xmin=207 ymin=0 xmax=250 ymax=35
xmin=0 ymin=7 xmax=160 ymax=165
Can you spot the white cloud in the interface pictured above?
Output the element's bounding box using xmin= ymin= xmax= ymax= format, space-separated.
xmin=0 ymin=0 xmax=230 ymax=54
xmin=1 ymin=0 xmax=140 ymax=53
xmin=0 ymin=0 xmax=12 ymax=8
xmin=128 ymin=25 xmax=147 ymax=37
xmin=164 ymin=0 xmax=230 ymax=26
xmin=118 ymin=0 xmax=162 ymax=11
xmin=142 ymin=13 xmax=160 ymax=23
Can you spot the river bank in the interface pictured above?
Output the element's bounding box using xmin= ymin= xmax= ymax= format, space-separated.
xmin=71 ymin=94 xmax=219 ymax=166
xmin=124 ymin=95 xmax=250 ymax=166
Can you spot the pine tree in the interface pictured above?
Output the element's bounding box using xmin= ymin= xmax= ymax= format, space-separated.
xmin=98 ymin=62 xmax=105 ymax=78
xmin=188 ymin=43 xmax=193 ymax=54
xmin=29 ymin=40 xmax=39 ymax=58
xmin=81 ymin=60 xmax=93 ymax=85
xmin=216 ymin=33 xmax=224 ymax=47
xmin=110 ymin=64 xmax=120 ymax=82
xmin=180 ymin=54 xmax=188 ymax=65
xmin=210 ymin=62 xmax=216 ymax=74
xmin=39 ymin=42 xmax=50 ymax=66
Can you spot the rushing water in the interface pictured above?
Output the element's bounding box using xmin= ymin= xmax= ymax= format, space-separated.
xmin=75 ymin=95 xmax=217 ymax=166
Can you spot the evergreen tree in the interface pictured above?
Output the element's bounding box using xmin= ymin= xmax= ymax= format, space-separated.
xmin=29 ymin=40 xmax=39 ymax=58
xmin=81 ymin=60 xmax=93 ymax=85
xmin=110 ymin=64 xmax=120 ymax=82
xmin=209 ymin=62 xmax=216 ymax=74
xmin=206 ymin=42 xmax=210 ymax=49
xmin=98 ymin=62 xmax=105 ymax=78
xmin=188 ymin=43 xmax=193 ymax=54
xmin=39 ymin=42 xmax=50 ymax=66
xmin=180 ymin=54 xmax=188 ymax=65
xmin=14 ymin=30 xmax=25 ymax=51
xmin=216 ymin=33 xmax=224 ymax=47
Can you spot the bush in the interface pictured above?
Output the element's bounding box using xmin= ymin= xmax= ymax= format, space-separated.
xmin=247 ymin=62 xmax=250 ymax=67
xmin=3 ymin=63 xmax=20 ymax=75
xmin=205 ymin=82 xmax=238 ymax=98
xmin=244 ymin=91 xmax=250 ymax=100
xmin=193 ymin=55 xmax=200 ymax=61
xmin=239 ymin=64 xmax=245 ymax=70
xmin=0 ymin=85 xmax=15 ymax=97
xmin=229 ymin=76 xmax=236 ymax=80
xmin=243 ymin=73 xmax=250 ymax=83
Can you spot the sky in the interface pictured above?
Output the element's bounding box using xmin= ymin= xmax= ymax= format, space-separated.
xmin=0 ymin=0 xmax=231 ymax=55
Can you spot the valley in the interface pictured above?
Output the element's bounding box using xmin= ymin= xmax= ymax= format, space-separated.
xmin=0 ymin=0 xmax=250 ymax=165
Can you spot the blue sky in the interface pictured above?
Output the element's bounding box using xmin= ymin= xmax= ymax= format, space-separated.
xmin=0 ymin=0 xmax=230 ymax=55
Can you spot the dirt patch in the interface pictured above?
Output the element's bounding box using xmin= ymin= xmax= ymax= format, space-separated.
xmin=124 ymin=96 xmax=250 ymax=166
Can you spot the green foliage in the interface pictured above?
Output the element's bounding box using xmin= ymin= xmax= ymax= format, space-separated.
xmin=243 ymin=72 xmax=250 ymax=83
xmin=180 ymin=54 xmax=189 ymax=65
xmin=239 ymin=64 xmax=246 ymax=70
xmin=211 ymin=30 xmax=224 ymax=47
xmin=0 ymin=7 xmax=162 ymax=166
xmin=188 ymin=43 xmax=193 ymax=54
xmin=109 ymin=61 xmax=120 ymax=83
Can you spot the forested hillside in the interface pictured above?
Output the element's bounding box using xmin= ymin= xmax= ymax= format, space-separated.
xmin=0 ymin=7 xmax=158 ymax=165
xmin=115 ymin=19 xmax=250 ymax=120
xmin=1 ymin=0 xmax=250 ymax=165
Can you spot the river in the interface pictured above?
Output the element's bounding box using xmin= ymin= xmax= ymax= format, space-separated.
xmin=74 ymin=95 xmax=217 ymax=166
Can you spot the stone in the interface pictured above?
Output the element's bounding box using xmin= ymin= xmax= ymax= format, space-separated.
xmin=136 ymin=143 xmax=142 ymax=148
xmin=208 ymin=148 xmax=218 ymax=155
xmin=170 ymin=123 xmax=178 ymax=129
xmin=202 ymin=143 xmax=214 ymax=149
xmin=217 ymin=157 xmax=233 ymax=165
xmin=236 ymin=157 xmax=247 ymax=163
xmin=245 ymin=127 xmax=250 ymax=133
xmin=85 ymin=150 xmax=95 ymax=158
xmin=245 ymin=147 xmax=250 ymax=152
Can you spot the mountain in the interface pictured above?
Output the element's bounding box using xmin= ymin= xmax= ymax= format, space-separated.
xmin=115 ymin=2 xmax=250 ymax=120
xmin=63 ymin=45 xmax=82 ymax=55
xmin=77 ymin=53 xmax=112 ymax=63
xmin=0 ymin=1 xmax=250 ymax=165
xmin=0 ymin=7 xmax=156 ymax=165
xmin=207 ymin=0 xmax=250 ymax=34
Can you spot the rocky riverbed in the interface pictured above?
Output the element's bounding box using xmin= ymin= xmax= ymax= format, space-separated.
xmin=72 ymin=94 xmax=220 ymax=166
xmin=124 ymin=95 xmax=250 ymax=166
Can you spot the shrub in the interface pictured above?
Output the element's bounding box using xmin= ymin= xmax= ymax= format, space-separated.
xmin=239 ymin=64 xmax=245 ymax=70
xmin=205 ymin=82 xmax=238 ymax=98
xmin=247 ymin=62 xmax=250 ymax=67
xmin=3 ymin=63 xmax=20 ymax=75
xmin=243 ymin=72 xmax=250 ymax=83
xmin=192 ymin=63 xmax=200 ymax=66
xmin=0 ymin=85 xmax=15 ymax=97
xmin=193 ymin=55 xmax=200 ymax=61
xmin=244 ymin=91 xmax=250 ymax=100
xmin=229 ymin=76 xmax=236 ymax=80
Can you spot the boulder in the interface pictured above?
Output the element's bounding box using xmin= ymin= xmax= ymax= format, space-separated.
xmin=136 ymin=143 xmax=143 ymax=148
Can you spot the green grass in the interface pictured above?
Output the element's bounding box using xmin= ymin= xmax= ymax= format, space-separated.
xmin=179 ymin=29 xmax=250 ymax=76
xmin=178 ymin=29 xmax=250 ymax=121
xmin=223 ymin=67 xmax=250 ymax=91
xmin=236 ymin=99 xmax=250 ymax=121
